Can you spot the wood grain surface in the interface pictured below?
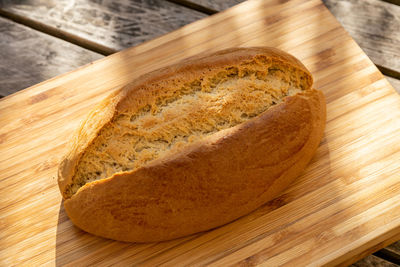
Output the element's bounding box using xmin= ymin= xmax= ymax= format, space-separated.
xmin=1 ymin=0 xmax=400 ymax=265
xmin=0 ymin=16 xmax=102 ymax=96
xmin=0 ymin=0 xmax=206 ymax=51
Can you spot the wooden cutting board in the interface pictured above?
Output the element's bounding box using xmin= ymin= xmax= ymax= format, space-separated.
xmin=1 ymin=0 xmax=399 ymax=265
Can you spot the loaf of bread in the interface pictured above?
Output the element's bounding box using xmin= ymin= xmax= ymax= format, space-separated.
xmin=58 ymin=47 xmax=326 ymax=242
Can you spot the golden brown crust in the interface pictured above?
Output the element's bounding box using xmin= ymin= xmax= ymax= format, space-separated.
xmin=59 ymin=47 xmax=326 ymax=242
xmin=58 ymin=47 xmax=313 ymax=198
xmin=58 ymin=88 xmax=126 ymax=195
xmin=63 ymin=89 xmax=325 ymax=242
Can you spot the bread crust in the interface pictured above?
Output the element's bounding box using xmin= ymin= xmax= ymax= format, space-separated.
xmin=59 ymin=47 xmax=326 ymax=242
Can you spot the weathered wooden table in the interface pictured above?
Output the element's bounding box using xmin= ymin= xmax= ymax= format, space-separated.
xmin=0 ymin=0 xmax=399 ymax=266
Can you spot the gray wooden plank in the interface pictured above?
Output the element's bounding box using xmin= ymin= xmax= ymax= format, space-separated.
xmin=323 ymin=0 xmax=400 ymax=77
xmin=0 ymin=0 xmax=206 ymax=52
xmin=0 ymin=17 xmax=102 ymax=96
xmin=351 ymin=255 xmax=399 ymax=267
xmin=0 ymin=7 xmax=117 ymax=55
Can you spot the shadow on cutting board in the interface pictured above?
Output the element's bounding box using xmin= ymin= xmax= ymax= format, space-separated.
xmin=53 ymin=136 xmax=339 ymax=266
xmin=55 ymin=201 xmax=122 ymax=266
xmin=54 ymin=200 xmax=200 ymax=266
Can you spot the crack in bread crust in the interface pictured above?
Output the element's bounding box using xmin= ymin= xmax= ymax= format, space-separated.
xmin=62 ymin=52 xmax=312 ymax=198
xmin=58 ymin=47 xmax=326 ymax=243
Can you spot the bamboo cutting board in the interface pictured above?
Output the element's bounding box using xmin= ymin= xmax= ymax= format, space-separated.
xmin=1 ymin=0 xmax=400 ymax=265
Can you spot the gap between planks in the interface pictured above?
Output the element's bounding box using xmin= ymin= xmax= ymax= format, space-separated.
xmin=0 ymin=8 xmax=117 ymax=56
xmin=380 ymin=0 xmax=400 ymax=6
xmin=166 ymin=0 xmax=218 ymax=15
xmin=373 ymin=248 xmax=400 ymax=264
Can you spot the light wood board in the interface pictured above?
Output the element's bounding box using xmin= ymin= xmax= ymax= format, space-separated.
xmin=1 ymin=0 xmax=400 ymax=265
